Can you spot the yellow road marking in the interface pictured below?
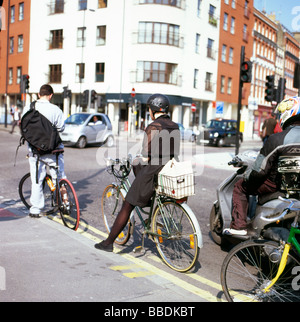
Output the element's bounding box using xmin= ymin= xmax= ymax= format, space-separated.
xmin=47 ymin=216 xmax=225 ymax=302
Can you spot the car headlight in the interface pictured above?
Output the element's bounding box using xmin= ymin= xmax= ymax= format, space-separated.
xmin=214 ymin=132 xmax=219 ymax=138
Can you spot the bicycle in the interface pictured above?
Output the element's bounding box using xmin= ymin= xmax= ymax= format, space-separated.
xmin=101 ymin=155 xmax=203 ymax=273
xmin=220 ymin=197 xmax=300 ymax=302
xmin=18 ymin=149 xmax=80 ymax=231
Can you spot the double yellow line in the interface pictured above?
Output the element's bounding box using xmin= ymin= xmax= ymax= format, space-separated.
xmin=49 ymin=215 xmax=225 ymax=302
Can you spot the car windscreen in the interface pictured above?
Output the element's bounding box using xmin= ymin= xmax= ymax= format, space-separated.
xmin=205 ymin=120 xmax=223 ymax=129
xmin=65 ymin=114 xmax=90 ymax=125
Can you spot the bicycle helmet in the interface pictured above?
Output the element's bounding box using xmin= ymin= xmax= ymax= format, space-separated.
xmin=146 ymin=94 xmax=169 ymax=114
xmin=275 ymin=96 xmax=300 ymax=130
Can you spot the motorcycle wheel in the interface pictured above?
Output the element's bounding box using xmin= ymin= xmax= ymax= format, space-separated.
xmin=209 ymin=202 xmax=223 ymax=245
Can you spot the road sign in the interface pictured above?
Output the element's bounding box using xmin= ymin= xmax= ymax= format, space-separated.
xmin=131 ymin=88 xmax=136 ymax=98
xmin=191 ymin=103 xmax=196 ymax=112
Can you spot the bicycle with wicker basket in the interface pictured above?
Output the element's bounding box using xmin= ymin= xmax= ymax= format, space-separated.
xmin=101 ymin=155 xmax=202 ymax=273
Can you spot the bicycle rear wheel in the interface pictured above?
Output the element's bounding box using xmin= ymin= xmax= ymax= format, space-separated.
xmin=101 ymin=184 xmax=131 ymax=245
xmin=152 ymin=201 xmax=199 ymax=272
xmin=221 ymin=239 xmax=300 ymax=302
xmin=18 ymin=172 xmax=55 ymax=214
xmin=58 ymin=179 xmax=80 ymax=231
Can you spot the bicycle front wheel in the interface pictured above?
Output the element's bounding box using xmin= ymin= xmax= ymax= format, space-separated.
xmin=152 ymin=201 xmax=199 ymax=272
xmin=101 ymin=184 xmax=131 ymax=245
xmin=18 ymin=172 xmax=55 ymax=213
xmin=58 ymin=179 xmax=80 ymax=231
xmin=221 ymin=239 xmax=300 ymax=302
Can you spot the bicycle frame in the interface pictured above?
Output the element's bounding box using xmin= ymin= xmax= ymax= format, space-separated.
xmin=115 ymin=172 xmax=202 ymax=247
xmin=264 ymin=214 xmax=300 ymax=293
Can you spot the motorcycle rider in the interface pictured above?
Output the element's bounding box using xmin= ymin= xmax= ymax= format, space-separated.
xmin=224 ymin=96 xmax=300 ymax=236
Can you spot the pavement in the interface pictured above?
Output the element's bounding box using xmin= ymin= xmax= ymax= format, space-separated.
xmin=0 ymin=123 xmax=262 ymax=304
xmin=0 ymin=203 xmax=212 ymax=304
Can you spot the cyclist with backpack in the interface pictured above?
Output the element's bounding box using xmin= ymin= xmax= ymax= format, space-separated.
xmin=95 ymin=93 xmax=180 ymax=252
xmin=22 ymin=84 xmax=66 ymax=218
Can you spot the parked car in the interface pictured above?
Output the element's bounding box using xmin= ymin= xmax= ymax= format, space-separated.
xmin=197 ymin=119 xmax=243 ymax=147
xmin=178 ymin=123 xmax=197 ymax=142
xmin=61 ymin=113 xmax=114 ymax=148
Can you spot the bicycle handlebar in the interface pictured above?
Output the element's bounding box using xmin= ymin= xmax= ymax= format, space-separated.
xmin=105 ymin=155 xmax=133 ymax=179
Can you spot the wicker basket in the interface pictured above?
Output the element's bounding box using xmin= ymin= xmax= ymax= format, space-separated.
xmin=156 ymin=159 xmax=195 ymax=199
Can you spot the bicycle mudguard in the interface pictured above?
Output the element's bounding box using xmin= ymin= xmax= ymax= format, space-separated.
xmin=180 ymin=203 xmax=203 ymax=248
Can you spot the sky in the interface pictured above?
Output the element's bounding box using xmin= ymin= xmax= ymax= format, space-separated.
xmin=254 ymin=0 xmax=300 ymax=32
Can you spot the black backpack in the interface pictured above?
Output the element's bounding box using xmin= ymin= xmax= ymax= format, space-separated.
xmin=20 ymin=101 xmax=62 ymax=155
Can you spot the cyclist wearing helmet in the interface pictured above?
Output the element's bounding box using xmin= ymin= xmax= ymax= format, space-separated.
xmin=95 ymin=94 xmax=180 ymax=252
xmin=224 ymin=96 xmax=300 ymax=236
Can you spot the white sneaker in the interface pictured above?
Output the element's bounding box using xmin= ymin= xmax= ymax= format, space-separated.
xmin=223 ymin=228 xmax=247 ymax=236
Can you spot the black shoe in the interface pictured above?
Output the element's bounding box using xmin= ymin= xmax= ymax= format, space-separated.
xmin=29 ymin=213 xmax=41 ymax=218
xmin=94 ymin=241 xmax=113 ymax=252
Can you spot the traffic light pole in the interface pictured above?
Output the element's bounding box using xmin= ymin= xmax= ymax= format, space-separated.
xmin=235 ymin=46 xmax=245 ymax=156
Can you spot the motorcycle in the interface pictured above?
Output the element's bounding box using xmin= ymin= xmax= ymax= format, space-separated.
xmin=209 ymin=150 xmax=300 ymax=245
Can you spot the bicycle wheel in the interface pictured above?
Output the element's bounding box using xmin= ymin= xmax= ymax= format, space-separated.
xmin=101 ymin=184 xmax=131 ymax=245
xmin=152 ymin=201 xmax=199 ymax=272
xmin=18 ymin=172 xmax=55 ymax=213
xmin=58 ymin=179 xmax=80 ymax=231
xmin=221 ymin=239 xmax=300 ymax=302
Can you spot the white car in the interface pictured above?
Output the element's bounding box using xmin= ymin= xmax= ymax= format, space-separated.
xmin=61 ymin=113 xmax=114 ymax=148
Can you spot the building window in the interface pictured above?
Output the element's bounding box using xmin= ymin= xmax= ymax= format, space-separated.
xmin=18 ymin=35 xmax=24 ymax=53
xmin=98 ymin=0 xmax=107 ymax=8
xmin=221 ymin=45 xmax=227 ymax=62
xmin=138 ymin=22 xmax=180 ymax=47
xmin=243 ymin=24 xmax=248 ymax=42
xmin=9 ymin=68 xmax=13 ymax=85
xmin=49 ymin=0 xmax=64 ymax=14
xmin=76 ymin=63 xmax=85 ymax=82
xmin=220 ymin=76 xmax=225 ymax=93
xmin=49 ymin=29 xmax=63 ymax=49
xmin=227 ymin=77 xmax=232 ymax=94
xmin=232 ymin=0 xmax=236 ymax=9
xmin=223 ymin=13 xmax=228 ymax=31
xmin=139 ymin=0 xmax=182 ymax=8
xmin=205 ymin=72 xmax=213 ymax=91
xmin=10 ymin=5 xmax=15 ymax=23
xmin=77 ymin=27 xmax=86 ymax=47
xmin=79 ymin=0 xmax=87 ymax=10
xmin=19 ymin=3 xmax=24 ymax=21
xmin=95 ymin=63 xmax=105 ymax=82
xmin=9 ymin=37 xmax=14 ymax=54
xmin=96 ymin=26 xmax=106 ymax=45
xmin=207 ymin=38 xmax=215 ymax=59
xmin=17 ymin=67 xmax=22 ymax=84
xmin=244 ymin=0 xmax=249 ymax=18
xmin=229 ymin=47 xmax=233 ymax=64
xmin=195 ymin=33 xmax=200 ymax=53
xmin=137 ymin=61 xmax=178 ymax=85
xmin=194 ymin=69 xmax=199 ymax=88
xmin=230 ymin=17 xmax=235 ymax=34
xmin=49 ymin=64 xmax=62 ymax=83
xmin=209 ymin=5 xmax=217 ymax=26
xmin=197 ymin=0 xmax=201 ymax=17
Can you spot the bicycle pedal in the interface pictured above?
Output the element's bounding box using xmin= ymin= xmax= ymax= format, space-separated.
xmin=133 ymin=246 xmax=144 ymax=253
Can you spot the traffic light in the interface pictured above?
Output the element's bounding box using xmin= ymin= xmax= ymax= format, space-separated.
xmin=240 ymin=61 xmax=252 ymax=83
xmin=277 ymin=77 xmax=286 ymax=103
xmin=82 ymin=90 xmax=89 ymax=104
xmin=91 ymin=90 xmax=97 ymax=103
xmin=20 ymin=74 xmax=30 ymax=93
xmin=265 ymin=75 xmax=275 ymax=102
xmin=62 ymin=86 xmax=72 ymax=99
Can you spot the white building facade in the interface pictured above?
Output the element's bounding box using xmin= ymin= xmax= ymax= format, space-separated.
xmin=28 ymin=0 xmax=220 ymax=133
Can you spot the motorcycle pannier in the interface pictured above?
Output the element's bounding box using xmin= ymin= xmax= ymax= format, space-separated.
xmin=156 ymin=158 xmax=195 ymax=199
